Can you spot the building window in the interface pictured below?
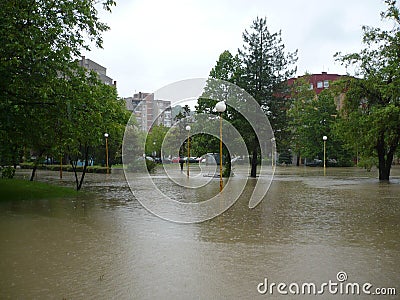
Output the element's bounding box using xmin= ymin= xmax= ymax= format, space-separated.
xmin=309 ymin=84 xmax=314 ymax=90
xmin=324 ymin=80 xmax=329 ymax=88
xmin=317 ymin=81 xmax=323 ymax=88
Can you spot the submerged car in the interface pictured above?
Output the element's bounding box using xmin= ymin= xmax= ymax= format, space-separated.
xmin=305 ymin=159 xmax=323 ymax=167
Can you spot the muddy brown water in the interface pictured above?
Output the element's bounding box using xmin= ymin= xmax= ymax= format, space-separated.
xmin=0 ymin=166 xmax=399 ymax=299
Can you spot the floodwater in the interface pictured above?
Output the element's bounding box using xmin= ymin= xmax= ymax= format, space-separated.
xmin=0 ymin=166 xmax=399 ymax=299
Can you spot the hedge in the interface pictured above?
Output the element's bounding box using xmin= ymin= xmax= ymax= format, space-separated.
xmin=19 ymin=163 xmax=109 ymax=174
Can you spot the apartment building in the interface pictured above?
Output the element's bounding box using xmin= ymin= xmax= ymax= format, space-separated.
xmin=79 ymin=56 xmax=116 ymax=86
xmin=125 ymin=92 xmax=172 ymax=131
xmin=287 ymin=72 xmax=345 ymax=110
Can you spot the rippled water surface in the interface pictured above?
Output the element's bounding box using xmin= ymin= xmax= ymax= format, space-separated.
xmin=0 ymin=166 xmax=399 ymax=299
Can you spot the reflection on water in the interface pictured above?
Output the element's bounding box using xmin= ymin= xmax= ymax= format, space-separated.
xmin=0 ymin=167 xmax=399 ymax=299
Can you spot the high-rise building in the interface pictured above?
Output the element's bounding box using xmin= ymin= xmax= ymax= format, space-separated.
xmin=124 ymin=92 xmax=172 ymax=131
xmin=79 ymin=56 xmax=116 ymax=86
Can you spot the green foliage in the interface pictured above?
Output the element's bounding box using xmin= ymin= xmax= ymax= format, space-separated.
xmin=146 ymin=159 xmax=157 ymax=173
xmin=163 ymin=106 xmax=193 ymax=158
xmin=197 ymin=18 xmax=298 ymax=177
xmin=358 ymin=156 xmax=378 ymax=172
xmin=238 ymin=17 xmax=298 ymax=154
xmin=19 ymin=163 xmax=109 ymax=173
xmin=145 ymin=125 xmax=169 ymax=157
xmin=1 ymin=166 xmax=15 ymax=179
xmin=126 ymin=158 xmax=157 ymax=173
xmin=222 ymin=163 xmax=231 ymax=177
xmin=190 ymin=133 xmax=219 ymax=158
xmin=278 ymin=152 xmax=292 ymax=165
xmin=0 ymin=0 xmax=131 ymax=189
xmin=288 ymin=77 xmax=356 ymax=166
xmin=334 ymin=1 xmax=400 ymax=180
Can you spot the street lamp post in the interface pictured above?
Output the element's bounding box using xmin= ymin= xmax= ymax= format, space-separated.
xmin=104 ymin=133 xmax=109 ymax=174
xmin=323 ymin=135 xmax=327 ymax=176
xmin=185 ymin=125 xmax=191 ymax=177
xmin=215 ymin=101 xmax=226 ymax=192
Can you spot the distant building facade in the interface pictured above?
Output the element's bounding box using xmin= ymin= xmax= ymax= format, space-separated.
xmin=79 ymin=56 xmax=116 ymax=86
xmin=287 ymin=72 xmax=345 ymax=109
xmin=124 ymin=92 xmax=172 ymax=131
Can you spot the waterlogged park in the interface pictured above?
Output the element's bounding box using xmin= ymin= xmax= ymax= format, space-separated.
xmin=1 ymin=160 xmax=400 ymax=298
xmin=1 ymin=1 xmax=400 ymax=299
xmin=1 ymin=77 xmax=400 ymax=299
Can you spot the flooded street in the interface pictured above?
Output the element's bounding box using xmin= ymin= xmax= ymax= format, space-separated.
xmin=1 ymin=166 xmax=399 ymax=299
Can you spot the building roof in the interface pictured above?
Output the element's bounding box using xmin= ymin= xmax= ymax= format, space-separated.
xmin=287 ymin=72 xmax=343 ymax=94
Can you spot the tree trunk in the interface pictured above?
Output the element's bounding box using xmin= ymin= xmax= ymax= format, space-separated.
xmin=250 ymin=146 xmax=258 ymax=178
xmin=77 ymin=145 xmax=90 ymax=191
xmin=296 ymin=151 xmax=300 ymax=166
xmin=376 ymin=134 xmax=398 ymax=181
xmin=69 ymin=145 xmax=90 ymax=191
xmin=30 ymin=150 xmax=44 ymax=181
xmin=29 ymin=165 xmax=37 ymax=181
xmin=69 ymin=158 xmax=80 ymax=190
xmin=378 ymin=162 xmax=391 ymax=181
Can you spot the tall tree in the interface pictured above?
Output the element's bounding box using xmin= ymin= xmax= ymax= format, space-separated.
xmin=63 ymin=70 xmax=129 ymax=190
xmin=287 ymin=75 xmax=316 ymax=165
xmin=0 ymin=0 xmax=115 ymax=163
xmin=238 ymin=17 xmax=297 ymax=176
xmin=0 ymin=0 xmax=115 ymax=106
xmin=196 ymin=51 xmax=244 ymax=175
xmin=335 ymin=0 xmax=400 ymax=180
xmin=0 ymin=0 xmax=134 ymax=190
xmin=146 ymin=125 xmax=169 ymax=158
xmin=0 ymin=0 xmax=117 ymax=183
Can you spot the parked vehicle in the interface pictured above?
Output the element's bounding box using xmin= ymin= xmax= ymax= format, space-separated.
xmin=179 ymin=157 xmax=199 ymax=164
xmin=200 ymin=153 xmax=224 ymax=165
xmin=305 ymin=159 xmax=323 ymax=167
xmin=160 ymin=157 xmax=172 ymax=164
xmin=171 ymin=157 xmax=181 ymax=163
xmin=231 ymin=156 xmax=246 ymax=165
xmin=305 ymin=158 xmax=338 ymax=167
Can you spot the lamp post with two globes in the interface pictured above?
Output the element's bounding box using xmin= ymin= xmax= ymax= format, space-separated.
xmin=214 ymin=101 xmax=226 ymax=192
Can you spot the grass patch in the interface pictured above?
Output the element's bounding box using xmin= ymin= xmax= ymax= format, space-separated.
xmin=0 ymin=179 xmax=78 ymax=201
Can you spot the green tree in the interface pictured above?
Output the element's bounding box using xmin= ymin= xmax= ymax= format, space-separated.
xmin=0 ymin=0 xmax=121 ymax=187
xmin=196 ymin=51 xmax=243 ymax=176
xmin=0 ymin=0 xmax=115 ymax=109
xmin=145 ymin=125 xmax=169 ymax=158
xmin=335 ymin=0 xmax=400 ymax=180
xmin=61 ymin=69 xmax=129 ymax=190
xmin=238 ymin=17 xmax=297 ymax=176
xmin=287 ymin=75 xmax=317 ymax=165
xmin=288 ymin=78 xmax=353 ymax=165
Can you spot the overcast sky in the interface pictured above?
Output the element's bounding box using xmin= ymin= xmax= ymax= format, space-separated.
xmin=82 ymin=0 xmax=389 ymax=98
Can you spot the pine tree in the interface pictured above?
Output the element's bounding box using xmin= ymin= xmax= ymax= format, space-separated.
xmin=238 ymin=17 xmax=297 ymax=176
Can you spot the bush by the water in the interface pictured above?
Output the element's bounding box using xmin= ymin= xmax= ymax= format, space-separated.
xmin=126 ymin=158 xmax=157 ymax=173
xmin=1 ymin=166 xmax=15 ymax=179
xmin=19 ymin=163 xmax=108 ymax=173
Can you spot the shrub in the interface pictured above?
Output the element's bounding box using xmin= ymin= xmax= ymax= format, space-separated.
xmin=146 ymin=159 xmax=157 ymax=173
xmin=127 ymin=158 xmax=157 ymax=173
xmin=358 ymin=156 xmax=378 ymax=172
xmin=222 ymin=162 xmax=232 ymax=177
xmin=1 ymin=166 xmax=15 ymax=179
